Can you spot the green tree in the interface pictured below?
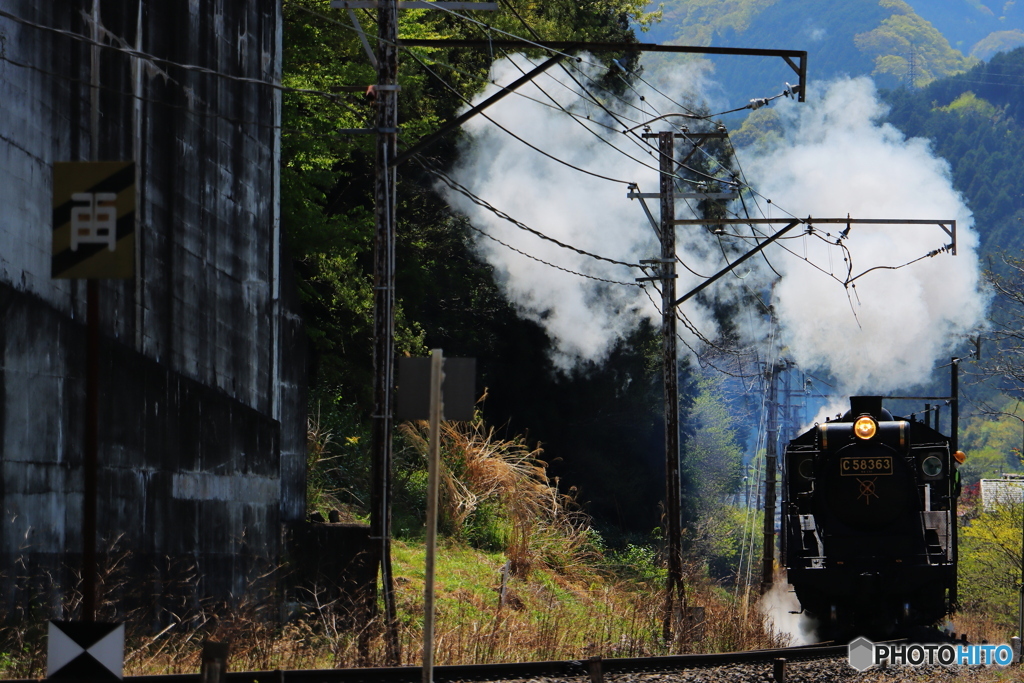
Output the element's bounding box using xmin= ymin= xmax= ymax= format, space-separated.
xmin=959 ymin=503 xmax=1024 ymax=630
xmin=682 ymin=374 xmax=745 ymax=517
xmin=959 ymin=398 xmax=1024 ymax=485
xmin=282 ymin=0 xmax=668 ymax=531
xmin=679 ymin=374 xmax=747 ymax=581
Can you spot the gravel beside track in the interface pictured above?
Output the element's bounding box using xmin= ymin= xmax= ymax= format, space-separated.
xmin=499 ymin=658 xmax=1011 ymax=682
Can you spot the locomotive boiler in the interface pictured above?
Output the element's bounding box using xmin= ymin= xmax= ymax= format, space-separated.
xmin=781 ymin=396 xmax=957 ymax=638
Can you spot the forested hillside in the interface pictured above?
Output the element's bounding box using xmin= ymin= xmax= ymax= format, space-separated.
xmin=645 ymin=0 xmax=978 ymax=100
xmin=882 ymin=48 xmax=1024 ymax=272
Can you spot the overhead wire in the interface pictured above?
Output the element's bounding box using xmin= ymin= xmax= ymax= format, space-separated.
xmin=643 ymin=277 xmax=764 ymax=376
xmin=488 ymin=50 xmax=724 ymax=183
xmin=0 ymin=51 xmax=375 ymax=142
xmin=0 ymin=7 xmax=342 ymax=100
xmin=458 ymin=220 xmax=638 ymax=286
xmin=311 ymin=0 xmax=746 ymax=192
xmin=479 ymin=4 xmax=767 ymax=317
xmin=440 ymin=5 xmax=770 ymax=360
xmin=403 ymin=49 xmax=635 ymax=185
xmin=491 ymin=0 xmax=742 ymax=190
xmin=420 ymin=156 xmax=643 ymax=269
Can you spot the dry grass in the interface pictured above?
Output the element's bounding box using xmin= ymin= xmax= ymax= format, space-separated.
xmin=398 ymin=415 xmax=598 ymax=578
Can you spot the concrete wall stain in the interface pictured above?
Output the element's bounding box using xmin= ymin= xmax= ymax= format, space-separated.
xmin=0 ymin=0 xmax=310 ymax=620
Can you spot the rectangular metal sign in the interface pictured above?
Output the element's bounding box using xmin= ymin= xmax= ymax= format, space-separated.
xmin=52 ymin=161 xmax=136 ymax=279
xmin=397 ymin=357 xmax=476 ymax=421
xmin=839 ymin=455 xmax=894 ymax=477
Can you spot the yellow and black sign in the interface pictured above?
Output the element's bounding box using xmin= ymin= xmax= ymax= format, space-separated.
xmin=52 ymin=161 xmax=135 ymax=279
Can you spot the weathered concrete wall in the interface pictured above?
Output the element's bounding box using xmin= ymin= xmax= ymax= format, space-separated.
xmin=0 ymin=0 xmax=306 ymax=618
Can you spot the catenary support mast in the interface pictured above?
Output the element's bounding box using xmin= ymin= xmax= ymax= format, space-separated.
xmin=370 ymin=0 xmax=401 ymax=663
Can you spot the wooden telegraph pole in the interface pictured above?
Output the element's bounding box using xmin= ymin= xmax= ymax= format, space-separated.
xmin=368 ymin=0 xmax=400 ymax=663
xmin=346 ymin=0 xmax=500 ymax=663
xmin=760 ymin=363 xmax=780 ymax=595
xmin=656 ymin=131 xmax=684 ymax=642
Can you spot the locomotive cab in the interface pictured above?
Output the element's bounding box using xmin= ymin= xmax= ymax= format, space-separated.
xmin=782 ymin=396 xmax=955 ymax=638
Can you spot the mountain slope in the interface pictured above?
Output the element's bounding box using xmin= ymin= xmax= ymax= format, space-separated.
xmin=644 ymin=0 xmax=977 ymax=101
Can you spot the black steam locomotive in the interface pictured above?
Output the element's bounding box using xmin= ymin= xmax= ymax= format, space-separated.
xmin=781 ymin=396 xmax=956 ymax=638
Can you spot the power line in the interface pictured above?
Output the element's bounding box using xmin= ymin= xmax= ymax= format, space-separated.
xmin=420 ymin=157 xmax=643 ymax=268
xmin=404 ymin=49 xmax=636 ymax=185
xmin=461 ymin=216 xmax=643 ymax=287
xmin=0 ymin=52 xmax=375 ymax=144
xmin=0 ymin=8 xmax=343 ymax=100
xmin=309 ymin=0 xmax=745 ymax=192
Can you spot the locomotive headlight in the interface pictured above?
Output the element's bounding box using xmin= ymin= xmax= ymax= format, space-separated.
xmin=853 ymin=416 xmax=877 ymax=440
xmin=921 ymin=455 xmax=944 ymax=478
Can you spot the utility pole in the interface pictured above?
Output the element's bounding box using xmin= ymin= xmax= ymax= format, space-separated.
xmin=328 ymin=0 xmax=503 ymax=663
xmin=370 ymin=0 xmax=401 ymax=663
xmin=760 ymin=363 xmax=779 ymax=595
xmin=950 ymin=357 xmax=960 ymax=609
xmin=82 ymin=0 xmax=102 ymax=623
xmin=637 ymin=132 xmax=683 ymax=643
xmin=658 ymin=131 xmax=684 ymax=644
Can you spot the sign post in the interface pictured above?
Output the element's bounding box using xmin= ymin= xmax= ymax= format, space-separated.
xmin=397 ymin=353 xmax=474 ymax=682
xmin=52 ymin=161 xmax=135 ymax=621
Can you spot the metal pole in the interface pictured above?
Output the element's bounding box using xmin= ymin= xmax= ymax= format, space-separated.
xmin=1019 ymin=417 xmax=1024 ymax=658
xmin=369 ymin=0 xmax=401 ymax=663
xmin=950 ymin=358 xmax=959 ymax=609
xmin=83 ymin=282 xmax=98 ymax=621
xmin=761 ymin=365 xmax=779 ymax=594
xmin=656 ymin=131 xmax=683 ymax=644
xmin=82 ymin=0 xmax=102 ymax=622
xmin=422 ymin=350 xmax=443 ymax=683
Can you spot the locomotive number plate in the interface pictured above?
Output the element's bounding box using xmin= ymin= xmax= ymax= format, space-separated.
xmin=839 ymin=455 xmax=893 ymax=476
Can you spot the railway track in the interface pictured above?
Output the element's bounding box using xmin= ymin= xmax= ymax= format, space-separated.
xmin=28 ymin=643 xmax=847 ymax=683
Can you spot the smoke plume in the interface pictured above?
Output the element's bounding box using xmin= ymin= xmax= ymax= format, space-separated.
xmin=740 ymin=77 xmax=988 ymax=394
xmin=442 ymin=59 xmax=987 ymax=390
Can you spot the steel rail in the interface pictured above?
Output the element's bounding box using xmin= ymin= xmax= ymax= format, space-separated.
xmin=4 ymin=644 xmax=849 ymax=683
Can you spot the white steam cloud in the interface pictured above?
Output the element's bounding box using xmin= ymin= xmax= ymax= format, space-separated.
xmin=741 ymin=77 xmax=988 ymax=393
xmin=442 ymin=59 xmax=987 ymax=390
xmin=760 ymin=580 xmax=818 ymax=646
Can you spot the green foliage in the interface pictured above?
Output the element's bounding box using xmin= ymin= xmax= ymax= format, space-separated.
xmin=660 ymin=0 xmax=779 ymax=47
xmin=937 ymin=90 xmax=999 ymax=118
xmin=686 ymin=504 xmax=762 ymax=582
xmin=603 ymin=543 xmax=666 ymax=585
xmin=958 ymin=503 xmax=1023 ymax=628
xmin=728 ymin=108 xmax=783 ymax=152
xmin=882 ymin=48 xmax=1024 ymax=259
xmin=304 ymin=391 xmax=434 ymax=535
xmin=959 ymin=398 xmax=1024 ymax=484
xmin=854 ymin=0 xmax=978 ymax=87
xmin=305 ymin=395 xmax=374 ymax=520
xmin=681 ymin=374 xmax=745 ymax=520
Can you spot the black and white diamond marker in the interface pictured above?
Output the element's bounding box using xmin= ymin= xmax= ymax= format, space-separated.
xmin=47 ymin=621 xmax=124 ymax=680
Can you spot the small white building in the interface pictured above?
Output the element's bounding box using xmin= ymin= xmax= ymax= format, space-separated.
xmin=980 ymin=474 xmax=1024 ymax=511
